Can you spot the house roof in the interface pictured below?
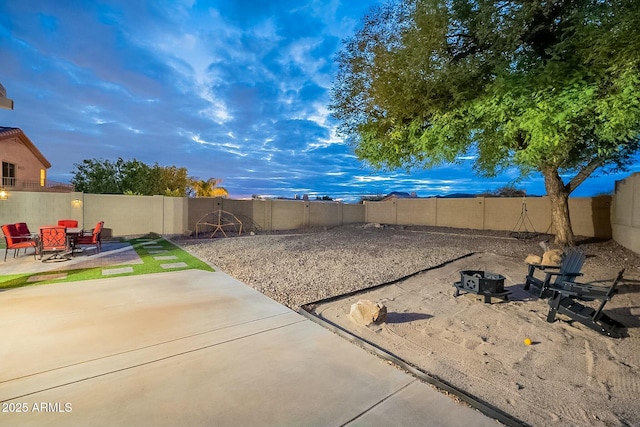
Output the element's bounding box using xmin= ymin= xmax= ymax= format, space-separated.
xmin=0 ymin=127 xmax=51 ymax=168
xmin=381 ymin=191 xmax=418 ymax=201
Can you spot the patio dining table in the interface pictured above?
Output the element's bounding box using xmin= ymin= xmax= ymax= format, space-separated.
xmin=65 ymin=227 xmax=83 ymax=254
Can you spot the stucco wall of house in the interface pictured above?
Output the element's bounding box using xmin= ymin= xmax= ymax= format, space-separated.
xmin=0 ymin=137 xmax=48 ymax=187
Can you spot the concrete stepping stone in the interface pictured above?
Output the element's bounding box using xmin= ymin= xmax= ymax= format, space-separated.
xmin=147 ymin=250 xmax=169 ymax=254
xmin=27 ymin=273 xmax=68 ymax=283
xmin=139 ymin=241 xmax=158 ymax=245
xmin=160 ymin=262 xmax=188 ymax=269
xmin=102 ymin=267 xmax=134 ymax=276
xmin=142 ymin=245 xmax=163 ymax=249
xmin=154 ymin=255 xmax=178 ymax=261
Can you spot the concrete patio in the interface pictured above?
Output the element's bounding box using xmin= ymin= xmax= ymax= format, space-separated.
xmin=0 ymin=267 xmax=498 ymax=426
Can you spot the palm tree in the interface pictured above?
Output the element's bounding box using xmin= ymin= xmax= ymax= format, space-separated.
xmin=188 ymin=177 xmax=229 ymax=198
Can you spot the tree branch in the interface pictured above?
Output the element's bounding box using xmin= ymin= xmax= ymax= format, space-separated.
xmin=565 ymin=157 xmax=605 ymax=195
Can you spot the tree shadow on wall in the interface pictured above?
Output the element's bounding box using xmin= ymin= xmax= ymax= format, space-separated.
xmin=589 ymin=195 xmax=612 ymax=241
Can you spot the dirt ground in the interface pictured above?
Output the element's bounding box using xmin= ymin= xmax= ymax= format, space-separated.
xmin=176 ymin=225 xmax=640 ymax=427
xmin=311 ymin=252 xmax=640 ymax=427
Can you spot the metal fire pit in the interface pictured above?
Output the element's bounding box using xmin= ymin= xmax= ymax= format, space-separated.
xmin=454 ymin=270 xmax=511 ymax=304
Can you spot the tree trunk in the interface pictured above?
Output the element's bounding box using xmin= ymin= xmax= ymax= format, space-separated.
xmin=542 ymin=167 xmax=575 ymax=246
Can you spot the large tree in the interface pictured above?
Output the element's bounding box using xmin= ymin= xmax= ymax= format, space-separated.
xmin=150 ymin=163 xmax=190 ymax=197
xmin=331 ymin=0 xmax=640 ymax=245
xmin=71 ymin=158 xmax=189 ymax=196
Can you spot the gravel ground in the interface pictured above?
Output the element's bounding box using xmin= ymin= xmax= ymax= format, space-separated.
xmin=173 ymin=224 xmax=640 ymax=311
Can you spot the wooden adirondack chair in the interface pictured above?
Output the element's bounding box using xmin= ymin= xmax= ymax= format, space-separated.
xmin=524 ymin=248 xmax=586 ymax=298
xmin=546 ymin=269 xmax=626 ymax=338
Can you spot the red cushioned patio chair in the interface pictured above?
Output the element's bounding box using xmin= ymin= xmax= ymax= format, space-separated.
xmin=57 ymin=219 xmax=79 ymax=228
xmin=75 ymin=221 xmax=104 ymax=254
xmin=2 ymin=223 xmax=38 ymax=262
xmin=39 ymin=226 xmax=72 ymax=262
xmin=15 ymin=222 xmax=39 ymax=254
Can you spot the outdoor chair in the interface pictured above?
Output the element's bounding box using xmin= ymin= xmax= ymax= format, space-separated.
xmin=75 ymin=221 xmax=104 ymax=254
xmin=524 ymin=248 xmax=586 ymax=298
xmin=58 ymin=219 xmax=79 ymax=228
xmin=546 ymin=269 xmax=626 ymax=338
xmin=15 ymin=222 xmax=39 ymax=253
xmin=39 ymin=226 xmax=72 ymax=262
xmin=2 ymin=223 xmax=38 ymax=262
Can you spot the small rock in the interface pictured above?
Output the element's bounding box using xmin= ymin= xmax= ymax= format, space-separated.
xmin=363 ymin=222 xmax=384 ymax=229
xmin=542 ymin=249 xmax=564 ymax=266
xmin=525 ymin=254 xmax=542 ymax=264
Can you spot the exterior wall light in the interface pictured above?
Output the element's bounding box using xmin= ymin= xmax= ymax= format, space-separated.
xmin=72 ymin=198 xmax=82 ymax=207
xmin=0 ymin=189 xmax=8 ymax=200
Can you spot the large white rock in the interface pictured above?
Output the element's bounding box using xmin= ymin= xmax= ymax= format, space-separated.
xmin=541 ymin=249 xmax=564 ymax=267
xmin=524 ymin=254 xmax=542 ymax=265
xmin=525 ymin=249 xmax=564 ymax=267
xmin=349 ymin=299 xmax=387 ymax=326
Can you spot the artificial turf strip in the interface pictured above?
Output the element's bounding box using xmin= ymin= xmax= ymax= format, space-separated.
xmin=127 ymin=236 xmax=214 ymax=275
xmin=0 ymin=236 xmax=214 ymax=290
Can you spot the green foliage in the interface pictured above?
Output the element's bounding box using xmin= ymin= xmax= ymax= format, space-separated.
xmin=71 ymin=158 xmax=122 ymax=194
xmin=331 ymin=0 xmax=640 ymax=182
xmin=164 ymin=188 xmax=184 ymax=197
xmin=187 ymin=177 xmax=229 ymax=198
xmin=71 ymin=158 xmax=189 ymax=196
xmin=157 ymin=165 xmax=189 ymax=197
xmin=331 ymin=0 xmax=640 ymax=244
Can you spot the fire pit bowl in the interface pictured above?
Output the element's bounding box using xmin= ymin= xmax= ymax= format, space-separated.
xmin=454 ymin=270 xmax=511 ymax=304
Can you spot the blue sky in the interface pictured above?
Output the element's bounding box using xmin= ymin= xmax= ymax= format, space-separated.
xmin=1 ymin=1 xmax=637 ymax=201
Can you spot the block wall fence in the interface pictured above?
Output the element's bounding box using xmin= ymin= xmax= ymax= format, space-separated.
xmin=0 ymin=174 xmax=638 ymax=254
xmin=611 ymin=172 xmax=640 ymax=254
xmin=364 ymin=195 xmax=612 ymax=239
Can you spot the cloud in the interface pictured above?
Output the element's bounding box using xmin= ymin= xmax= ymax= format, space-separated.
xmin=1 ymin=0 xmax=634 ymax=201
